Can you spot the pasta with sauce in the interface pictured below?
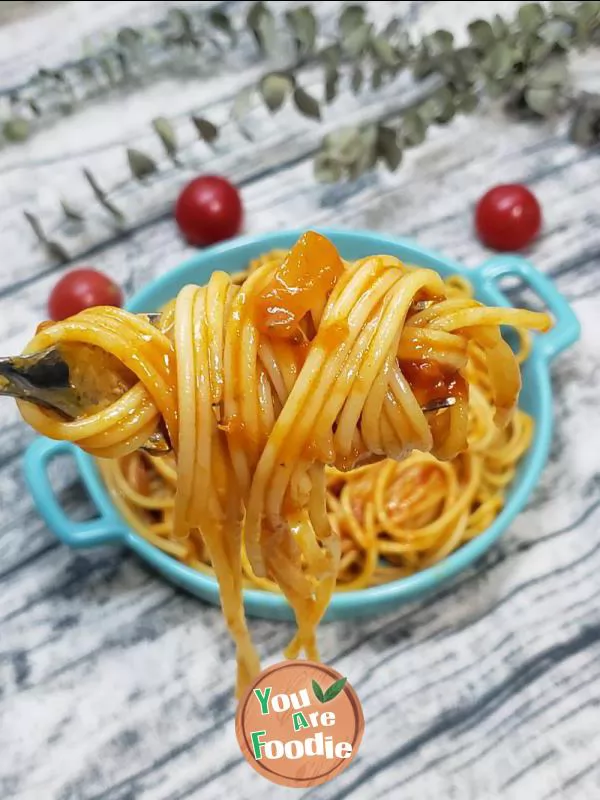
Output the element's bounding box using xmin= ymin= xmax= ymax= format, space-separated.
xmin=17 ymin=232 xmax=552 ymax=694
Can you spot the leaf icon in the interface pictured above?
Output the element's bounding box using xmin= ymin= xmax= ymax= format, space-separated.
xmin=323 ymin=677 xmax=347 ymax=702
xmin=312 ymin=679 xmax=325 ymax=703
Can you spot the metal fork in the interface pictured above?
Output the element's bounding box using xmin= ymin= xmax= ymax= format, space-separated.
xmin=0 ymin=312 xmax=455 ymax=455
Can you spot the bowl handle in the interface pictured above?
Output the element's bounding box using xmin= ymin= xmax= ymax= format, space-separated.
xmin=24 ymin=437 xmax=126 ymax=548
xmin=475 ymin=255 xmax=581 ymax=362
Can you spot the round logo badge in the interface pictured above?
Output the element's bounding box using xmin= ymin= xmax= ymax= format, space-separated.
xmin=235 ymin=659 xmax=364 ymax=788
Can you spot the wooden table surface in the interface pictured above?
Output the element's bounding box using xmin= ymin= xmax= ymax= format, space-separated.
xmin=1 ymin=2 xmax=599 ymax=799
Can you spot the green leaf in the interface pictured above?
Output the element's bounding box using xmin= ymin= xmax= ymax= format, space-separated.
xmin=484 ymin=43 xmax=514 ymax=79
xmin=491 ymin=14 xmax=509 ymax=39
xmin=518 ymin=3 xmax=546 ymax=33
xmin=286 ymin=7 xmax=317 ymax=57
xmin=324 ymin=127 xmax=364 ymax=165
xmin=117 ymin=26 xmax=142 ymax=49
xmin=377 ymin=125 xmax=402 ymax=170
xmin=371 ymin=35 xmax=400 ymax=67
xmin=314 ymin=152 xmax=343 ymax=183
xmin=323 ymin=677 xmax=347 ymax=702
xmin=192 ymin=116 xmax=219 ymax=143
xmin=321 ymin=43 xmax=341 ymax=68
xmin=524 ymin=86 xmax=559 ymax=115
xmin=429 ymin=29 xmax=454 ymax=54
xmin=324 ymin=65 xmax=339 ymax=103
xmin=351 ymin=65 xmax=363 ymax=94
xmin=232 ymin=87 xmax=254 ymax=139
xmin=127 ymin=147 xmax=157 ymax=180
xmin=23 ymin=211 xmax=69 ymax=261
xmin=260 ymin=73 xmax=293 ymax=111
xmin=209 ymin=9 xmax=236 ymax=43
xmin=3 ymin=117 xmax=29 ymax=142
xmin=60 ymin=199 xmax=84 ymax=222
xmin=247 ymin=1 xmax=276 ymax=57
xmin=467 ymin=19 xmax=495 ymax=49
xmin=152 ymin=116 xmax=177 ymax=158
xmin=371 ymin=65 xmax=384 ymax=90
xmin=83 ymin=168 xmax=124 ymax=223
xmin=529 ymin=56 xmax=569 ymax=88
xmin=455 ymin=92 xmax=479 ymax=114
xmin=339 ymin=5 xmax=366 ymax=37
xmin=425 ymin=86 xmax=456 ymax=124
xmin=402 ymin=110 xmax=427 ymax=147
xmin=343 ymin=23 xmax=372 ymax=57
xmin=293 ymin=87 xmax=320 ymax=120
xmin=311 ymin=679 xmax=326 ymax=702
xmin=568 ymin=92 xmax=600 ymax=146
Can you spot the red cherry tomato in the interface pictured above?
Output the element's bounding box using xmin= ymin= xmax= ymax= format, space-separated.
xmin=48 ymin=268 xmax=123 ymax=321
xmin=475 ymin=184 xmax=542 ymax=251
xmin=174 ymin=175 xmax=243 ymax=247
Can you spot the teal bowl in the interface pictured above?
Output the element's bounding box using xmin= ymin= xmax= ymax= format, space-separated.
xmin=23 ymin=228 xmax=580 ymax=621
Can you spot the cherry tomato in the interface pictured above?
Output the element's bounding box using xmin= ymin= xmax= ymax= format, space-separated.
xmin=174 ymin=175 xmax=243 ymax=247
xmin=48 ymin=268 xmax=123 ymax=321
xmin=475 ymin=184 xmax=541 ymax=251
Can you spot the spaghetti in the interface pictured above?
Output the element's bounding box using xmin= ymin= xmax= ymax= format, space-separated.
xmin=18 ymin=232 xmax=552 ymax=694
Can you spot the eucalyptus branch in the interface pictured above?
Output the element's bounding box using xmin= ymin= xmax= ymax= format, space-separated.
xmin=21 ymin=1 xmax=600 ymax=264
xmin=314 ymin=1 xmax=600 ymax=181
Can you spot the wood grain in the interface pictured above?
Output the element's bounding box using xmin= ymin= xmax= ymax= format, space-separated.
xmin=0 ymin=2 xmax=599 ymax=799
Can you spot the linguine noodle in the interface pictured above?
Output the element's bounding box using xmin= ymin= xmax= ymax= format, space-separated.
xmin=18 ymin=232 xmax=551 ymax=694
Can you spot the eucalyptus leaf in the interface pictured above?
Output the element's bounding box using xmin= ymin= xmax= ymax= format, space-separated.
xmin=550 ymin=1 xmax=575 ymax=22
xmin=484 ymin=43 xmax=514 ymax=79
xmin=293 ymin=87 xmax=321 ymax=120
xmin=192 ymin=116 xmax=219 ymax=143
xmin=361 ymin=124 xmax=379 ymax=169
xmin=261 ymin=73 xmax=293 ymax=111
xmin=467 ymin=19 xmax=496 ymax=50
xmin=339 ymin=5 xmax=366 ymax=37
xmin=491 ymin=14 xmax=509 ymax=39
xmin=60 ymin=199 xmax=84 ymax=222
xmin=343 ymin=22 xmax=372 ymax=58
xmin=485 ymin=77 xmax=507 ymax=99
xmin=518 ymin=3 xmax=546 ymax=33
xmin=351 ymin=65 xmax=363 ymax=94
xmin=324 ymin=128 xmax=363 ymax=165
xmin=371 ymin=35 xmax=400 ymax=67
xmin=83 ymin=168 xmax=125 ymax=223
xmin=313 ymin=152 xmax=342 ymax=183
xmin=286 ymin=7 xmax=317 ymax=58
xmin=429 ymin=29 xmax=454 ymax=55
xmin=377 ymin=125 xmax=402 ymax=170
xmin=117 ymin=26 xmax=142 ymax=49
xmin=3 ymin=118 xmax=29 ymax=142
xmin=23 ymin=211 xmax=69 ymax=261
xmin=371 ymin=65 xmax=384 ymax=90
xmin=324 ymin=65 xmax=339 ymax=103
xmin=402 ymin=110 xmax=427 ymax=147
xmin=528 ymin=56 xmax=569 ymax=88
xmin=232 ymin=87 xmax=254 ymax=138
xmin=569 ymin=92 xmax=600 ymax=146
xmin=127 ymin=147 xmax=157 ymax=180
xmin=152 ymin=116 xmax=178 ymax=158
xmin=209 ymin=10 xmax=236 ymax=43
xmin=455 ymin=92 xmax=479 ymax=113
xmin=525 ymin=86 xmax=560 ymax=115
xmin=247 ymin=1 xmax=277 ymax=57
xmin=321 ymin=43 xmax=341 ymax=68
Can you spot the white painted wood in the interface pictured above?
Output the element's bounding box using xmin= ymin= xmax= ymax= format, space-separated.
xmin=0 ymin=2 xmax=599 ymax=799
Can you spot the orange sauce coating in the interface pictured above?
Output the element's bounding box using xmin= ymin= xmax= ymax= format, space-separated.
xmin=252 ymin=231 xmax=344 ymax=339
